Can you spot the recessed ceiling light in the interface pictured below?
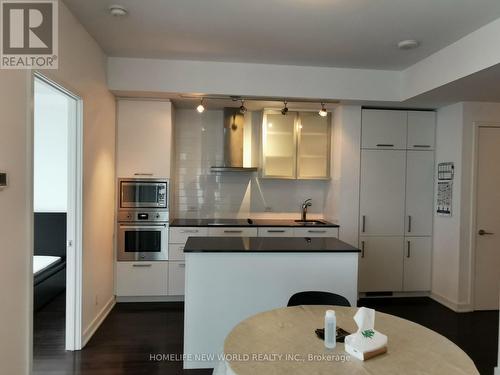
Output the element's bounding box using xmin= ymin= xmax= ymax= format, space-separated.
xmin=109 ymin=5 xmax=128 ymax=17
xmin=196 ymin=98 xmax=205 ymax=113
xmin=397 ymin=40 xmax=420 ymax=50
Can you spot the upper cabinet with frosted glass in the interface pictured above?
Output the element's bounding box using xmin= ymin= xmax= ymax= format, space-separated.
xmin=261 ymin=110 xmax=331 ymax=179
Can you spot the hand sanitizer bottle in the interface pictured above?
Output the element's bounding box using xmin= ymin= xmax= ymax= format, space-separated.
xmin=324 ymin=310 xmax=337 ymax=349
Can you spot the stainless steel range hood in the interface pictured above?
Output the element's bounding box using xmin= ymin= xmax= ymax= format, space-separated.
xmin=210 ymin=108 xmax=258 ymax=173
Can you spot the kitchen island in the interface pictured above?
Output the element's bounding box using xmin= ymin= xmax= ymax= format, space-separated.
xmin=183 ymin=236 xmax=360 ymax=369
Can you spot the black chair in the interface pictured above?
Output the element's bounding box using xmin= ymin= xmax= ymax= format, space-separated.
xmin=287 ymin=291 xmax=351 ymax=307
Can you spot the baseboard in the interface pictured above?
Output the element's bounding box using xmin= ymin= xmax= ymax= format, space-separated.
xmin=82 ymin=296 xmax=116 ymax=347
xmin=430 ymin=292 xmax=473 ymax=312
xmin=116 ymin=295 xmax=184 ymax=303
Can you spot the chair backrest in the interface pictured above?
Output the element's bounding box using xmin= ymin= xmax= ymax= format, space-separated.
xmin=287 ymin=291 xmax=351 ymax=307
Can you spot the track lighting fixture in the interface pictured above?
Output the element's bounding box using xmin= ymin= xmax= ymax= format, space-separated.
xmin=197 ymin=98 xmax=205 ymax=113
xmin=319 ymin=102 xmax=327 ymax=117
xmin=239 ymin=100 xmax=247 ymax=114
xmin=281 ymin=100 xmax=289 ymax=115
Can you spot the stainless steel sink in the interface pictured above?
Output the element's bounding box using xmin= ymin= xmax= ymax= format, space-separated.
xmin=294 ymin=220 xmax=327 ymax=225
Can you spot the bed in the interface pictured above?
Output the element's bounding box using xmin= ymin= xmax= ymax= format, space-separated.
xmin=34 ymin=213 xmax=67 ymax=311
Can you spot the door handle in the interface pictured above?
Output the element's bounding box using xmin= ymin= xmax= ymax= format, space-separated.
xmin=408 ymin=215 xmax=412 ymax=233
xmin=362 ymin=215 xmax=366 ymax=233
xmin=132 ymin=264 xmax=152 ymax=268
xmin=478 ymin=229 xmax=494 ymax=236
xmin=361 ymin=241 xmax=365 ymax=258
xmin=407 ymin=241 xmax=411 ymax=258
xmin=376 ymin=144 xmax=394 ymax=147
xmin=224 ymin=230 xmax=243 ymax=233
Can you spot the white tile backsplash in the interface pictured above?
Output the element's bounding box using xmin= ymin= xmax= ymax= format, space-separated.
xmin=174 ymin=109 xmax=328 ymax=219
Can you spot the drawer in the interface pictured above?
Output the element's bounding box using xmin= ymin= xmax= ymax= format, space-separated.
xmin=168 ymin=261 xmax=186 ymax=296
xmin=169 ymin=243 xmax=185 ymax=261
xmin=169 ymin=227 xmax=208 ymax=243
xmin=293 ymin=227 xmax=339 ymax=238
xmin=257 ymin=227 xmax=294 ymax=237
xmin=208 ymin=227 xmax=258 ymax=237
xmin=116 ymin=262 xmax=168 ymax=297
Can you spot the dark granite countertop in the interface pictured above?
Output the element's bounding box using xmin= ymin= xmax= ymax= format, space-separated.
xmin=184 ymin=236 xmax=359 ymax=253
xmin=170 ymin=218 xmax=339 ymax=228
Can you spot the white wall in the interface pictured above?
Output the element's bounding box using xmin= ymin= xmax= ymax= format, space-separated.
xmin=33 ymin=79 xmax=71 ymax=213
xmin=0 ymin=3 xmax=116 ymax=374
xmin=432 ymin=102 xmax=500 ymax=311
xmin=326 ymin=105 xmax=362 ymax=246
xmin=174 ymin=109 xmax=328 ymax=219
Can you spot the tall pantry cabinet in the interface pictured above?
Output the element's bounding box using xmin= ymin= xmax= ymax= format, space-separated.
xmin=359 ymin=110 xmax=435 ymax=293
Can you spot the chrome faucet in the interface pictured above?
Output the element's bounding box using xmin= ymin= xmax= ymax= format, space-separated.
xmin=301 ymin=199 xmax=312 ymax=221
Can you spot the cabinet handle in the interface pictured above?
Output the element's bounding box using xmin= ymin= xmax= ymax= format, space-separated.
xmin=132 ymin=264 xmax=152 ymax=268
xmin=361 ymin=241 xmax=365 ymax=258
xmin=376 ymin=144 xmax=394 ymax=147
xmin=362 ymin=215 xmax=366 ymax=233
xmin=408 ymin=215 xmax=412 ymax=233
xmin=182 ymin=230 xmax=199 ymax=233
xmin=307 ymin=230 xmax=326 ymax=233
xmin=178 ymin=263 xmax=186 ymax=268
xmin=267 ymin=230 xmax=286 ymax=233
xmin=224 ymin=230 xmax=243 ymax=233
xmin=134 ymin=173 xmax=154 ymax=176
xmin=413 ymin=145 xmax=431 ymax=148
xmin=407 ymin=241 xmax=411 ymax=258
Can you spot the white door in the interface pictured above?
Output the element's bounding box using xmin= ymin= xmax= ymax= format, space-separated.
xmin=361 ymin=109 xmax=407 ymax=149
xmin=407 ymin=111 xmax=436 ymax=150
xmin=360 ymin=150 xmax=406 ymax=235
xmin=405 ymin=151 xmax=434 ymax=236
xmin=403 ymin=237 xmax=432 ymax=291
xmin=359 ymin=236 xmax=404 ymax=292
xmin=474 ymin=127 xmax=500 ymax=310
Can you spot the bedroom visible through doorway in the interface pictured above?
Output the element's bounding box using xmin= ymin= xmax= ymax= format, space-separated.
xmin=32 ymin=75 xmax=83 ymax=367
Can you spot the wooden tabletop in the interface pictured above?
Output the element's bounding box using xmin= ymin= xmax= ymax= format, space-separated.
xmin=224 ymin=305 xmax=478 ymax=375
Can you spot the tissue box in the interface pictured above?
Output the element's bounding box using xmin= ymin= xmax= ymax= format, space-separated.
xmin=344 ymin=329 xmax=388 ymax=361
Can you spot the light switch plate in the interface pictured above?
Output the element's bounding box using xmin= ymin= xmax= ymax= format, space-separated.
xmin=0 ymin=172 xmax=7 ymax=190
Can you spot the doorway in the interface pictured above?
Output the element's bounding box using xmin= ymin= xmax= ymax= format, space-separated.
xmin=474 ymin=125 xmax=500 ymax=311
xmin=32 ymin=73 xmax=83 ymax=360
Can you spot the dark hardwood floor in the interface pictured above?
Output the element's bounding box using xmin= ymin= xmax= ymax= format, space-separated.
xmin=34 ymin=295 xmax=498 ymax=375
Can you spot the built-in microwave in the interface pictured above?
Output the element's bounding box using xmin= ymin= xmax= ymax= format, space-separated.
xmin=119 ymin=178 xmax=168 ymax=210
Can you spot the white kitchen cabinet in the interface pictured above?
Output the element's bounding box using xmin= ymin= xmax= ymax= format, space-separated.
xmin=359 ymin=150 xmax=406 ymax=236
xmin=407 ymin=111 xmax=436 ymax=150
xmin=405 ymin=151 xmax=435 ymax=236
xmin=117 ymin=100 xmax=173 ymax=178
xmin=403 ymin=237 xmax=432 ymax=291
xmin=257 ymin=227 xmax=294 ymax=237
xmin=169 ymin=243 xmax=185 ymax=261
xmin=262 ymin=111 xmax=297 ymax=178
xmin=168 ymin=261 xmax=186 ymax=295
xmin=361 ymin=110 xmax=407 ymax=150
xmin=207 ymin=227 xmax=258 ymax=237
xmin=293 ymin=227 xmax=339 ymax=238
xmin=116 ymin=262 xmax=168 ymax=296
xmin=170 ymin=227 xmax=208 ymax=244
xmin=297 ymin=112 xmax=331 ymax=179
xmin=358 ymin=237 xmax=404 ymax=292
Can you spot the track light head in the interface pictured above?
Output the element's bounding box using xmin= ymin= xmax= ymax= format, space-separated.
xmin=319 ymin=102 xmax=327 ymax=117
xmin=281 ymin=100 xmax=289 ymax=115
xmin=239 ymin=100 xmax=247 ymax=114
xmin=196 ymin=98 xmax=205 ymax=113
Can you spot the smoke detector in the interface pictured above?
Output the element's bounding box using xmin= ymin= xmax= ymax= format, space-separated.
xmin=397 ymin=40 xmax=420 ymax=50
xmin=109 ymin=5 xmax=128 ymax=17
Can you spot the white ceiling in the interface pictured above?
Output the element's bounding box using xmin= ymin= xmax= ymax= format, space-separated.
xmin=63 ymin=0 xmax=500 ymax=70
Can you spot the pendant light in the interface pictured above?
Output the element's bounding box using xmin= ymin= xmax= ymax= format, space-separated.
xmin=319 ymin=102 xmax=327 ymax=117
xmin=196 ymin=98 xmax=205 ymax=113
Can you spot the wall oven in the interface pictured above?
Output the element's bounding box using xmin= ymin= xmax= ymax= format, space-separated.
xmin=119 ymin=178 xmax=168 ymax=210
xmin=117 ymin=211 xmax=169 ymax=261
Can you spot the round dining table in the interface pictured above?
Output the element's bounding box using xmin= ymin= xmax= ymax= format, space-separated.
xmin=218 ymin=305 xmax=478 ymax=375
